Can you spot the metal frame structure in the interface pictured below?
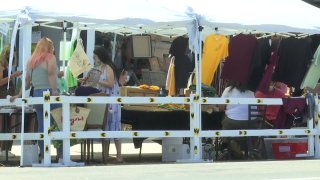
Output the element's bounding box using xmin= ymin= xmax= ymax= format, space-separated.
xmin=0 ymin=94 xmax=319 ymax=166
xmin=0 ymin=12 xmax=319 ymax=167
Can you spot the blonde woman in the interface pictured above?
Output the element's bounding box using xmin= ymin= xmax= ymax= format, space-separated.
xmin=11 ymin=37 xmax=62 ymax=162
xmin=0 ymin=45 xmax=21 ymax=157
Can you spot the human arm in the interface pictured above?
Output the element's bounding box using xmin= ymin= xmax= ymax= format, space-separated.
xmin=47 ymin=56 xmax=59 ymax=95
xmin=118 ymin=69 xmax=128 ymax=86
xmin=218 ymin=87 xmax=231 ymax=111
xmin=58 ymin=71 xmax=64 ymax=78
xmin=0 ymin=67 xmax=22 ymax=86
xmin=98 ymin=65 xmax=115 ymax=88
xmin=9 ymin=68 xmax=32 ymax=102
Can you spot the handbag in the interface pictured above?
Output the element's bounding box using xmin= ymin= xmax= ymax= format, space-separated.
xmin=68 ymin=39 xmax=92 ymax=77
xmin=51 ymin=105 xmax=90 ymax=131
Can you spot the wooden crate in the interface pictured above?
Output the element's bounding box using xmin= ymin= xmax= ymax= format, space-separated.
xmin=120 ymin=86 xmax=159 ymax=108
xmin=120 ymin=86 xmax=159 ymax=97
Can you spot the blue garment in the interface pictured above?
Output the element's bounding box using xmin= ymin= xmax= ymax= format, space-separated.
xmin=33 ymin=88 xmax=62 ymax=158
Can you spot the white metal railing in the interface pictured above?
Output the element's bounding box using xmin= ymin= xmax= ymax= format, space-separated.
xmin=0 ymin=91 xmax=319 ymax=166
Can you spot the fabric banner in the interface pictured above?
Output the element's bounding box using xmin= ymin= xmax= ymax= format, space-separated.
xmin=51 ymin=106 xmax=90 ymax=131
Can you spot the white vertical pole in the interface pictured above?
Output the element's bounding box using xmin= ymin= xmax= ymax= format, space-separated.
xmin=112 ymin=33 xmax=117 ymax=62
xmin=62 ymin=21 xmax=67 ymax=72
xmin=315 ymin=98 xmax=320 ymax=158
xmin=307 ymin=100 xmax=315 ymax=157
xmin=189 ymin=21 xmax=202 ymax=161
xmin=19 ymin=23 xmax=32 ymax=167
xmin=62 ymin=103 xmax=71 ymax=165
xmin=305 ymin=94 xmax=316 ymax=157
xmin=43 ymin=91 xmax=52 ymax=166
xmin=197 ymin=24 xmax=203 ymax=160
xmin=86 ymin=29 xmax=95 ymax=68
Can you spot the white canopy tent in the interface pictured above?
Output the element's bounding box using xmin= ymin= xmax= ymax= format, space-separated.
xmin=0 ymin=0 xmax=319 ymax=167
xmin=1 ymin=0 xmax=320 ymax=34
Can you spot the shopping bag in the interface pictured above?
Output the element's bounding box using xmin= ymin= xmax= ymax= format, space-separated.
xmin=51 ymin=106 xmax=90 ymax=131
xmin=68 ymin=39 xmax=92 ymax=77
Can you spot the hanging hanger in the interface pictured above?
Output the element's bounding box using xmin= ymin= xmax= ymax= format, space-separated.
xmin=214 ymin=27 xmax=220 ymax=35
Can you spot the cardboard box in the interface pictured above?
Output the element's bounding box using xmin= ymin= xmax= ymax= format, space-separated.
xmin=23 ymin=142 xmax=39 ymax=166
xmin=120 ymin=86 xmax=159 ymax=108
xmin=149 ymin=57 xmax=161 ymax=71
xmin=162 ymin=138 xmax=190 ymax=162
xmin=141 ymin=70 xmax=167 ymax=87
xmin=120 ymin=86 xmax=159 ymax=97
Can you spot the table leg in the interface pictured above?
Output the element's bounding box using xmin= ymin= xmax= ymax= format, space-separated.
xmin=4 ymin=114 xmax=8 ymax=162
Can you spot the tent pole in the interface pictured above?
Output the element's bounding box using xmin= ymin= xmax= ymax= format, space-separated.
xmin=316 ymin=97 xmax=320 ymax=158
xmin=19 ymin=23 xmax=32 ymax=167
xmin=62 ymin=21 xmax=67 ymax=72
xmin=86 ymin=29 xmax=95 ymax=70
xmin=112 ymin=33 xmax=117 ymax=62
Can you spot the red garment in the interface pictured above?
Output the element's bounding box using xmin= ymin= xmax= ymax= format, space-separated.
xmin=221 ymin=34 xmax=257 ymax=83
xmin=274 ymin=98 xmax=306 ymax=129
xmin=256 ymin=82 xmax=288 ymax=121
xmin=257 ymin=51 xmax=278 ymax=94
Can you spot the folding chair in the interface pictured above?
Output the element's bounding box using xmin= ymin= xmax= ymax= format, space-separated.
xmin=80 ymin=92 xmax=108 ymax=163
xmin=247 ymin=104 xmax=268 ymax=160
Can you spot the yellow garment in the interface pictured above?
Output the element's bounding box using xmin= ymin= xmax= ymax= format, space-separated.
xmin=166 ymin=57 xmax=176 ymax=96
xmin=201 ymin=34 xmax=229 ymax=85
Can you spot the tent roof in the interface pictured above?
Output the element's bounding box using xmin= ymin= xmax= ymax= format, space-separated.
xmin=1 ymin=0 xmax=320 ymax=36
xmin=303 ymin=0 xmax=320 ymax=8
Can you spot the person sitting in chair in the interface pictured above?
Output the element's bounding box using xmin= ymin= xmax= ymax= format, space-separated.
xmin=219 ymin=81 xmax=260 ymax=160
xmin=76 ymin=46 xmax=123 ymax=163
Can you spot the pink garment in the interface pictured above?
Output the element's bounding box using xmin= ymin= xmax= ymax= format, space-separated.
xmin=255 ymin=82 xmax=288 ymax=121
xmin=27 ymin=53 xmax=55 ymax=69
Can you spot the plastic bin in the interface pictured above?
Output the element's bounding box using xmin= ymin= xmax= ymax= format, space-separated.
xmin=272 ymin=142 xmax=308 ymax=159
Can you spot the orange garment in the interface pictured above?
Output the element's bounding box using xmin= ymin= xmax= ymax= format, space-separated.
xmin=166 ymin=57 xmax=176 ymax=96
xmin=201 ymin=34 xmax=229 ymax=85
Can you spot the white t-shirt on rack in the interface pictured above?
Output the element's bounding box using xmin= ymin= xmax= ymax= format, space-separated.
xmin=221 ymin=86 xmax=255 ymax=120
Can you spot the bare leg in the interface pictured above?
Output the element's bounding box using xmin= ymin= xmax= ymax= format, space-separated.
xmin=114 ymin=139 xmax=122 ymax=162
xmin=105 ymin=139 xmax=110 ymax=158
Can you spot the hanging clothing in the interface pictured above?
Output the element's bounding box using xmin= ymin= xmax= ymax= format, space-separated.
xmin=66 ymin=67 xmax=78 ymax=88
xmin=300 ymin=45 xmax=320 ymax=89
xmin=169 ymin=36 xmax=194 ymax=89
xmin=310 ymin=34 xmax=320 ymax=55
xmin=247 ymin=38 xmax=271 ymax=91
xmin=256 ymin=82 xmax=289 ymax=121
xmin=221 ymin=34 xmax=257 ymax=83
xmin=201 ymin=34 xmax=229 ymax=86
xmin=166 ymin=57 xmax=176 ymax=96
xmin=274 ymin=97 xmax=306 ymax=129
xmin=257 ymin=51 xmax=278 ymax=94
xmin=273 ymin=37 xmax=313 ymax=88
